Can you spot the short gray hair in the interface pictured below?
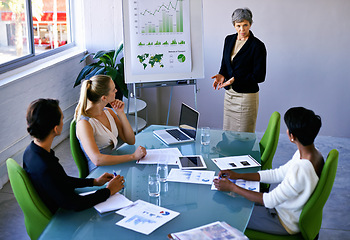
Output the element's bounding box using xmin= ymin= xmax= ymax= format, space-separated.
xmin=232 ymin=8 xmax=253 ymax=26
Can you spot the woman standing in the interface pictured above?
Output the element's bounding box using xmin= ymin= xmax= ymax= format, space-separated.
xmin=75 ymin=75 xmax=146 ymax=172
xmin=212 ymin=8 xmax=267 ymax=132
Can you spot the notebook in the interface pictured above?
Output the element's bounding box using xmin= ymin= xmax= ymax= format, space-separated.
xmin=153 ymin=103 xmax=199 ymax=145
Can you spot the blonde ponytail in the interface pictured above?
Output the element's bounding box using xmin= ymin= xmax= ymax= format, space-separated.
xmin=74 ymin=80 xmax=91 ymax=121
xmin=74 ymin=75 xmax=112 ymax=121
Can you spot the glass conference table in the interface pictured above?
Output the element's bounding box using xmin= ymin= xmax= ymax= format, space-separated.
xmin=39 ymin=125 xmax=261 ymax=239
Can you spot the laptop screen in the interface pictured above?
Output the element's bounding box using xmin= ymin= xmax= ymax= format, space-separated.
xmin=178 ymin=103 xmax=199 ymax=139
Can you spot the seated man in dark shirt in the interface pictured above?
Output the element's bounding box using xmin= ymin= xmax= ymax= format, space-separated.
xmin=24 ymin=98 xmax=124 ymax=214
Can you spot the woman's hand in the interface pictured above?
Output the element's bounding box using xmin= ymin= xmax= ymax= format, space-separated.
xmin=110 ymin=99 xmax=125 ymax=114
xmin=106 ymin=175 xmax=125 ymax=196
xmin=218 ymin=77 xmax=235 ymax=89
xmin=133 ymin=146 xmax=147 ymax=161
xmin=94 ymin=172 xmax=114 ymax=186
xmin=213 ymin=178 xmax=236 ymax=192
xmin=211 ymin=74 xmax=225 ymax=90
xmin=218 ymin=170 xmax=240 ymax=180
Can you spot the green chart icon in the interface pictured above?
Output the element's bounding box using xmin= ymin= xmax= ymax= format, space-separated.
xmin=178 ymin=54 xmax=186 ymax=63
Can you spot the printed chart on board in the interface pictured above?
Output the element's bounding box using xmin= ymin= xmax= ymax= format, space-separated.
xmin=128 ymin=0 xmax=192 ymax=75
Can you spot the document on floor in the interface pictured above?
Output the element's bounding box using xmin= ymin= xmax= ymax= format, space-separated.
xmin=80 ymin=191 xmax=133 ymax=213
xmin=167 ymin=169 xmax=215 ymax=185
xmin=137 ymin=148 xmax=183 ymax=165
xmin=168 ymin=221 xmax=248 ymax=240
xmin=115 ymin=199 xmax=179 ymax=235
xmin=212 ymin=155 xmax=260 ymax=170
xmin=211 ymin=176 xmax=260 ymax=192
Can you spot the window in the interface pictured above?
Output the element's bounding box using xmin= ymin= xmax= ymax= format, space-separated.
xmin=0 ymin=0 xmax=72 ymax=73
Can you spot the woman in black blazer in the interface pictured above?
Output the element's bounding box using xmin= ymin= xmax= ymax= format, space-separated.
xmin=212 ymin=8 xmax=267 ymax=132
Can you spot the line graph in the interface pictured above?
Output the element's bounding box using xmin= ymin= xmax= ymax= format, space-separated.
xmin=134 ymin=0 xmax=184 ymax=34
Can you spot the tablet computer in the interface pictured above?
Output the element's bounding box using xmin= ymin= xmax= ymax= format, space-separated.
xmin=178 ymin=155 xmax=207 ymax=170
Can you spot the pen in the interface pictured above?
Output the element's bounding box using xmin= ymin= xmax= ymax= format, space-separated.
xmin=113 ymin=170 xmax=117 ymax=177
xmin=218 ymin=174 xmax=235 ymax=183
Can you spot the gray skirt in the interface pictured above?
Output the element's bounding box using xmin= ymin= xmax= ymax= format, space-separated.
xmin=223 ymin=88 xmax=259 ymax=133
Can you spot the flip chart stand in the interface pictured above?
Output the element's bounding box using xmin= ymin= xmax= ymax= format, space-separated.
xmin=126 ymin=79 xmax=198 ymax=133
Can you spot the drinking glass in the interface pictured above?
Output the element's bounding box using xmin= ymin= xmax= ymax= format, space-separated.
xmin=201 ymin=127 xmax=210 ymax=145
xmin=148 ymin=174 xmax=160 ymax=197
xmin=157 ymin=162 xmax=168 ymax=182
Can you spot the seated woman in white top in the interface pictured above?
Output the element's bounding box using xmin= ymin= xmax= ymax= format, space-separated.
xmin=214 ymin=107 xmax=324 ymax=235
xmin=74 ymin=75 xmax=147 ymax=172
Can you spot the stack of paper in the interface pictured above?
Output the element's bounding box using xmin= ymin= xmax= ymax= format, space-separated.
xmin=116 ymin=200 xmax=179 ymax=235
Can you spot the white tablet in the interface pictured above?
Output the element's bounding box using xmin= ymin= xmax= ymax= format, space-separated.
xmin=178 ymin=155 xmax=207 ymax=170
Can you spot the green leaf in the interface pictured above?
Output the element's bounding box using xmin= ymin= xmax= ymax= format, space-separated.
xmin=80 ymin=52 xmax=95 ymax=63
xmin=100 ymin=56 xmax=113 ymax=67
xmin=115 ymin=43 xmax=123 ymax=59
xmin=94 ymin=50 xmax=109 ymax=59
xmin=105 ymin=66 xmax=117 ymax=80
xmin=86 ymin=67 xmax=104 ymax=80
xmin=74 ymin=65 xmax=95 ymax=87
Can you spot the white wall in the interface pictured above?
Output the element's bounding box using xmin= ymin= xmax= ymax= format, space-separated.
xmin=139 ymin=0 xmax=350 ymax=138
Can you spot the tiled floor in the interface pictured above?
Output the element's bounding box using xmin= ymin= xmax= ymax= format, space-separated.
xmin=0 ymin=133 xmax=349 ymax=239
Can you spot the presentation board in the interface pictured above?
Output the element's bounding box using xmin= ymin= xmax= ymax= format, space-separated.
xmin=122 ymin=0 xmax=204 ymax=84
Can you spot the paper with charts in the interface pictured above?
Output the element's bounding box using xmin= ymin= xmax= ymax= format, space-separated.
xmin=211 ymin=176 xmax=260 ymax=193
xmin=137 ymin=148 xmax=182 ymax=165
xmin=167 ymin=169 xmax=215 ymax=185
xmin=212 ymin=155 xmax=260 ymax=170
xmin=170 ymin=221 xmax=248 ymax=240
xmin=115 ymin=199 xmax=179 ymax=235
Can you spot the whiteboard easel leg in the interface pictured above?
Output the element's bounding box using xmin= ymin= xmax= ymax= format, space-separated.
xmin=194 ymin=79 xmax=198 ymax=110
xmin=166 ymin=86 xmax=173 ymax=126
xmin=133 ymin=83 xmax=138 ymax=134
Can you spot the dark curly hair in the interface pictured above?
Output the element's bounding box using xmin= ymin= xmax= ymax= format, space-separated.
xmin=284 ymin=107 xmax=322 ymax=146
xmin=26 ymin=99 xmax=61 ymax=141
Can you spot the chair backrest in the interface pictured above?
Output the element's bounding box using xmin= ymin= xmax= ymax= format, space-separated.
xmin=299 ymin=149 xmax=339 ymax=240
xmin=259 ymin=111 xmax=281 ymax=170
xmin=7 ymin=158 xmax=52 ymax=240
xmin=70 ymin=119 xmax=89 ymax=178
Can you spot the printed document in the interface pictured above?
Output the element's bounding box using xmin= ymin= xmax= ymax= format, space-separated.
xmin=167 ymin=169 xmax=215 ymax=185
xmin=211 ymin=176 xmax=260 ymax=192
xmin=115 ymin=199 xmax=179 ymax=235
xmin=137 ymin=148 xmax=182 ymax=165
xmin=80 ymin=191 xmax=133 ymax=213
xmin=212 ymin=155 xmax=260 ymax=170
xmin=169 ymin=221 xmax=248 ymax=240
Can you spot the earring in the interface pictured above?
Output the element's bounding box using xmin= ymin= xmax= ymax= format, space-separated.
xmin=291 ymin=139 xmax=294 ymax=142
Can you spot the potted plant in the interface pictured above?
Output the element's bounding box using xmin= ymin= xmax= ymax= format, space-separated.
xmin=74 ymin=43 xmax=128 ymax=100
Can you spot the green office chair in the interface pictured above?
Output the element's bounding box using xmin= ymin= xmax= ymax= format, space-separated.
xmin=7 ymin=158 xmax=52 ymax=240
xmin=70 ymin=119 xmax=89 ymax=178
xmin=245 ymin=149 xmax=339 ymax=240
xmin=259 ymin=111 xmax=281 ymax=192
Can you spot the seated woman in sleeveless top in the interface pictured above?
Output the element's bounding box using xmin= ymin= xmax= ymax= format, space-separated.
xmin=74 ymin=75 xmax=147 ymax=172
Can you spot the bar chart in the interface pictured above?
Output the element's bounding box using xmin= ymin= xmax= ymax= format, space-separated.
xmin=136 ymin=0 xmax=185 ymax=34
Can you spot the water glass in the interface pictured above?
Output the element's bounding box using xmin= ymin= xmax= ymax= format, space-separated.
xmin=157 ymin=162 xmax=168 ymax=182
xmin=201 ymin=127 xmax=210 ymax=145
xmin=148 ymin=174 xmax=160 ymax=197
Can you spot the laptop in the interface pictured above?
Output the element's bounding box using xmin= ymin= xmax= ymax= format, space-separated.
xmin=153 ymin=103 xmax=200 ymax=145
